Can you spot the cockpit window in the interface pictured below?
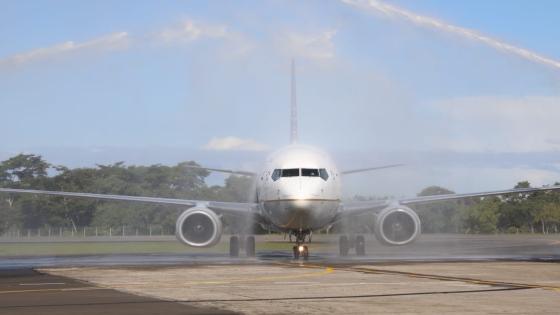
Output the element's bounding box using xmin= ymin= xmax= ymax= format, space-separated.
xmin=272 ymin=168 xmax=328 ymax=180
xmin=319 ymin=168 xmax=329 ymax=181
xmin=271 ymin=169 xmax=281 ymax=181
xmin=281 ymin=168 xmax=300 ymax=177
xmin=301 ymin=168 xmax=319 ymax=177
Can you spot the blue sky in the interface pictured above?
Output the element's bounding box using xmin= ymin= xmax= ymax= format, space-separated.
xmin=1 ymin=0 xmax=560 ymax=196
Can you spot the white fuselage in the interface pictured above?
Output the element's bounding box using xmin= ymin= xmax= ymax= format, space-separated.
xmin=255 ymin=144 xmax=341 ymax=231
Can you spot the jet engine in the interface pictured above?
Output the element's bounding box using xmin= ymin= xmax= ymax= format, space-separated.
xmin=175 ymin=206 xmax=222 ymax=247
xmin=374 ymin=206 xmax=421 ymax=245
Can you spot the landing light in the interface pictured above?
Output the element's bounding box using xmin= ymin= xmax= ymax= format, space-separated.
xmin=298 ymin=245 xmax=305 ymax=252
xmin=294 ymin=199 xmax=310 ymax=208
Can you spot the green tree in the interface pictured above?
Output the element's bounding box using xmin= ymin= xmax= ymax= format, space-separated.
xmin=461 ymin=197 xmax=501 ymax=234
xmin=0 ymin=154 xmax=52 ymax=229
xmin=418 ymin=186 xmax=454 ymax=197
xmin=514 ymin=181 xmax=531 ymax=189
xmin=414 ymin=186 xmax=462 ymax=233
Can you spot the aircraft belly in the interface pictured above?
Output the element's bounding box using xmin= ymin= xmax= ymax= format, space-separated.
xmin=262 ymin=199 xmax=339 ymax=230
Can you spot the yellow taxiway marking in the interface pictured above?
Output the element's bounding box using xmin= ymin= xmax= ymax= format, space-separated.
xmin=283 ymin=262 xmax=560 ymax=293
xmin=0 ymin=286 xmax=107 ymax=295
xmin=549 ymin=240 xmax=560 ymax=245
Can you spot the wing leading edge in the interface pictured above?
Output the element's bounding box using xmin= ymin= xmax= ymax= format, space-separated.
xmin=339 ymin=185 xmax=560 ymax=219
xmin=0 ymin=188 xmax=257 ymax=216
xmin=399 ymin=185 xmax=560 ymax=205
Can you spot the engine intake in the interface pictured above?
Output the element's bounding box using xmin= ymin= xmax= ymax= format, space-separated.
xmin=374 ymin=206 xmax=421 ymax=245
xmin=175 ymin=207 xmax=222 ymax=247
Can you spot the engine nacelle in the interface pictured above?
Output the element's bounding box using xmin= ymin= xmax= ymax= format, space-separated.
xmin=374 ymin=206 xmax=421 ymax=246
xmin=175 ymin=206 xmax=222 ymax=247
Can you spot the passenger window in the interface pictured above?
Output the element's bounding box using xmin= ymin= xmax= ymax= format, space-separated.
xmin=319 ymin=168 xmax=329 ymax=181
xmin=271 ymin=169 xmax=281 ymax=181
xmin=281 ymin=168 xmax=300 ymax=177
xmin=301 ymin=168 xmax=319 ymax=177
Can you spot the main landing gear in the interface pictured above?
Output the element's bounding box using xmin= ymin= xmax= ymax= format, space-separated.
xmin=290 ymin=230 xmax=311 ymax=260
xmin=229 ymin=235 xmax=256 ymax=257
xmin=339 ymin=235 xmax=366 ymax=257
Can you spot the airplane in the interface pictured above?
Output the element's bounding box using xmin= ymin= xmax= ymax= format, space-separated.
xmin=2 ymin=60 xmax=560 ymax=260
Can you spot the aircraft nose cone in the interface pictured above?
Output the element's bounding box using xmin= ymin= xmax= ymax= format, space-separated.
xmin=264 ymin=199 xmax=339 ymax=230
xmin=278 ymin=178 xmax=324 ymax=200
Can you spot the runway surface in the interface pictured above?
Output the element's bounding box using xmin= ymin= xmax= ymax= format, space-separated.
xmin=1 ymin=234 xmax=559 ymax=314
xmin=0 ymin=269 xmax=236 ymax=315
xmin=2 ymin=261 xmax=555 ymax=315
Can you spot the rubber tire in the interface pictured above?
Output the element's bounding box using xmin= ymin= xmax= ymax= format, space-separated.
xmin=229 ymin=236 xmax=239 ymax=257
xmin=339 ymin=235 xmax=349 ymax=256
xmin=303 ymin=246 xmax=309 ymax=261
xmin=293 ymin=246 xmax=300 ymax=259
xmin=356 ymin=235 xmax=366 ymax=256
xmin=245 ymin=236 xmax=256 ymax=257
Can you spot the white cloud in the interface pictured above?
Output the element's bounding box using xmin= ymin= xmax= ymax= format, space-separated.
xmin=427 ymin=96 xmax=560 ymax=153
xmin=154 ymin=19 xmax=254 ymax=57
xmin=276 ymin=30 xmax=337 ymax=61
xmin=203 ymin=136 xmax=268 ymax=151
xmin=0 ymin=32 xmax=129 ymax=67
xmin=156 ymin=20 xmax=229 ymax=42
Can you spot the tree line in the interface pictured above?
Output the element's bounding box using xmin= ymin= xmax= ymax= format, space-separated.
xmin=0 ymin=154 xmax=252 ymax=234
xmin=414 ymin=183 xmax=560 ymax=234
xmin=1 ymin=154 xmax=560 ymax=234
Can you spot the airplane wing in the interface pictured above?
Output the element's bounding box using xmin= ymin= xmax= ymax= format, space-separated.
xmin=0 ymin=188 xmax=257 ymax=216
xmin=337 ymin=199 xmax=390 ymax=219
xmin=398 ymin=185 xmax=560 ymax=205
xmin=341 ymin=164 xmax=404 ymax=175
xmin=338 ymin=185 xmax=560 ymax=219
xmin=182 ymin=165 xmax=256 ymax=177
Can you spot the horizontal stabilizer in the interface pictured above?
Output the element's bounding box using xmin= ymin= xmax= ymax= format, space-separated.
xmin=182 ymin=165 xmax=256 ymax=177
xmin=341 ymin=164 xmax=404 ymax=175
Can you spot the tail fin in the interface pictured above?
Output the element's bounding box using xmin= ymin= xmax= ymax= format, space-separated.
xmin=290 ymin=59 xmax=298 ymax=144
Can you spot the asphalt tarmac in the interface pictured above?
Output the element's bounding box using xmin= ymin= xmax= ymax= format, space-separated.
xmin=37 ymin=260 xmax=560 ymax=314
xmin=0 ymin=269 xmax=237 ymax=315
xmin=0 ymin=234 xmax=559 ymax=314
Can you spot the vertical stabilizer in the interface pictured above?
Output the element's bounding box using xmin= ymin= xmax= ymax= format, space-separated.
xmin=290 ymin=59 xmax=298 ymax=144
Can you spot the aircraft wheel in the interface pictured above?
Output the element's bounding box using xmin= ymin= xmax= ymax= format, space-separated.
xmin=303 ymin=246 xmax=309 ymax=260
xmin=292 ymin=246 xmax=300 ymax=259
xmin=339 ymin=235 xmax=349 ymax=256
xmin=245 ymin=236 xmax=256 ymax=257
xmin=229 ymin=236 xmax=239 ymax=257
xmin=356 ymin=235 xmax=366 ymax=256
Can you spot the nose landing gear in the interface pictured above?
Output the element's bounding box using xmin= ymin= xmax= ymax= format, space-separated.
xmin=290 ymin=230 xmax=311 ymax=260
xmin=292 ymin=245 xmax=309 ymax=260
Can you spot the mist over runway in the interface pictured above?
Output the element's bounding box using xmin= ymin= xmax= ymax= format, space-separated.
xmin=1 ymin=234 xmax=559 ymax=269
